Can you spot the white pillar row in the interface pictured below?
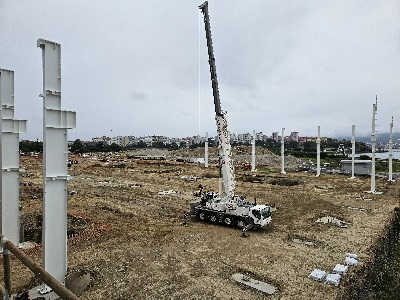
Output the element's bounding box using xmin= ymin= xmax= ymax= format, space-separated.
xmin=38 ymin=39 xmax=76 ymax=293
xmin=388 ymin=117 xmax=394 ymax=182
xmin=316 ymin=126 xmax=321 ymax=177
xmin=350 ymin=125 xmax=356 ymax=179
xmin=251 ymin=130 xmax=256 ymax=172
xmin=0 ymin=69 xmax=27 ymax=250
xmin=205 ymin=131 xmax=208 ymax=168
xmin=280 ymin=128 xmax=286 ymax=174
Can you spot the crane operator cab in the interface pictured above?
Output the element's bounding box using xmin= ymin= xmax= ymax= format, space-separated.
xmin=250 ymin=205 xmax=272 ymax=228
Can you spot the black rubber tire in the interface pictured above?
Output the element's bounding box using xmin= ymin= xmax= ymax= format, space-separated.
xmin=223 ymin=216 xmax=232 ymax=226
xmin=237 ymin=219 xmax=246 ymax=229
xmin=199 ymin=212 xmax=206 ymax=221
xmin=210 ymin=214 xmax=218 ymax=223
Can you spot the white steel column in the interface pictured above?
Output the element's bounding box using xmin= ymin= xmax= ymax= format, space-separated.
xmin=388 ymin=117 xmax=394 ymax=182
xmin=205 ymin=131 xmax=208 ymax=168
xmin=38 ymin=39 xmax=76 ymax=293
xmin=316 ymin=126 xmax=321 ymax=177
xmin=251 ymin=130 xmax=256 ymax=172
xmin=0 ymin=69 xmax=27 ymax=250
xmin=280 ymin=128 xmax=286 ymax=174
xmin=368 ymin=97 xmax=380 ymax=194
xmin=350 ymin=125 xmax=356 ymax=179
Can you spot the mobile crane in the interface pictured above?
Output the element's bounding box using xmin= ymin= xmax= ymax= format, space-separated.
xmin=189 ymin=1 xmax=272 ymax=229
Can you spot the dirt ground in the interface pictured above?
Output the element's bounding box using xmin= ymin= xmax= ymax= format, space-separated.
xmin=3 ymin=147 xmax=400 ymax=299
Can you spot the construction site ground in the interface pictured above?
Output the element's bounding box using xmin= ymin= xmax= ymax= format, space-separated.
xmin=4 ymin=147 xmax=400 ymax=299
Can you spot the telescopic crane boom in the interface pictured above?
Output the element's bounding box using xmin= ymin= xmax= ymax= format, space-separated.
xmin=199 ymin=1 xmax=235 ymax=199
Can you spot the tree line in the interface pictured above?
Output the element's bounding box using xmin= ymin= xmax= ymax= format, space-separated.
xmin=19 ymin=138 xmax=370 ymax=157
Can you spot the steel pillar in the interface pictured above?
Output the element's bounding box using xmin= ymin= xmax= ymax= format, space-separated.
xmin=280 ymin=128 xmax=286 ymax=174
xmin=205 ymin=132 xmax=208 ymax=168
xmin=370 ymin=100 xmax=377 ymax=193
xmin=0 ymin=69 xmax=27 ymax=251
xmin=388 ymin=117 xmax=394 ymax=182
xmin=37 ymin=39 xmax=76 ymax=293
xmin=251 ymin=130 xmax=256 ymax=172
xmin=316 ymin=126 xmax=321 ymax=177
xmin=350 ymin=125 xmax=356 ymax=179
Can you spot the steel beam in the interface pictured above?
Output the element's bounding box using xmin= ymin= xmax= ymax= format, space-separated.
xmin=37 ymin=38 xmax=76 ymax=293
xmin=350 ymin=125 xmax=356 ymax=179
xmin=388 ymin=117 xmax=394 ymax=182
xmin=251 ymin=130 xmax=256 ymax=172
xmin=0 ymin=69 xmax=27 ymax=251
xmin=370 ymin=99 xmax=378 ymax=193
xmin=280 ymin=128 xmax=286 ymax=174
xmin=205 ymin=132 xmax=208 ymax=168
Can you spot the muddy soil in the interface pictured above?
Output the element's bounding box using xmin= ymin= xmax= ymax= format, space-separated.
xmin=2 ymin=148 xmax=400 ymax=300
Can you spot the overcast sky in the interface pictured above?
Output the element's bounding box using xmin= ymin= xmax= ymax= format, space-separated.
xmin=1 ymin=1 xmax=399 ymax=141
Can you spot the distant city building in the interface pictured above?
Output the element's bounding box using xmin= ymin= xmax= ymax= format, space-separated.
xmin=92 ymin=136 xmax=112 ymax=145
xmin=290 ymin=132 xmax=299 ymax=142
xmin=255 ymin=132 xmax=264 ymax=141
xmin=230 ymin=133 xmax=238 ymax=143
xmin=112 ymin=136 xmax=126 ymax=147
xmin=90 ymin=130 xmax=338 ymax=148
xmin=272 ymin=132 xmax=279 ymax=142
xmin=237 ymin=133 xmax=252 ymax=143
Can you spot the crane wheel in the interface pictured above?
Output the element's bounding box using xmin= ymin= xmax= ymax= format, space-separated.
xmin=199 ymin=212 xmax=206 ymax=220
xmin=237 ymin=220 xmax=246 ymax=228
xmin=223 ymin=217 xmax=232 ymax=226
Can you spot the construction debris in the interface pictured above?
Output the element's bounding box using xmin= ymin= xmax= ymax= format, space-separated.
xmin=232 ymin=273 xmax=276 ymax=295
xmin=308 ymin=269 xmax=327 ymax=282
xmin=180 ymin=175 xmax=197 ymax=181
xmin=345 ymin=253 xmax=358 ymax=266
xmin=325 ymin=273 xmax=341 ymax=286
xmin=158 ymin=190 xmax=177 ymax=195
xmin=332 ymin=264 xmax=348 ymax=275
xmin=316 ymin=216 xmax=349 ymax=228
xmin=315 ymin=185 xmax=335 ymax=189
